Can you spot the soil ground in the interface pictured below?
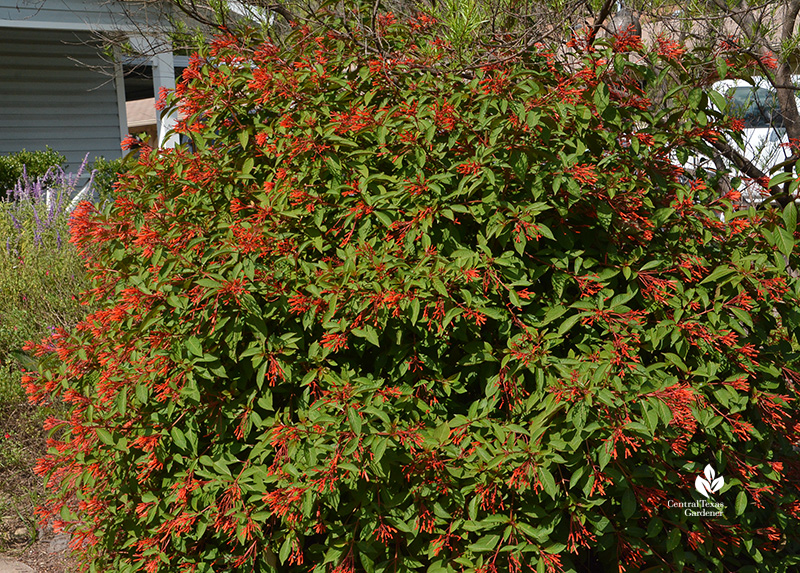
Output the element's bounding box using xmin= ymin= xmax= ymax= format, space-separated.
xmin=1 ymin=400 xmax=76 ymax=573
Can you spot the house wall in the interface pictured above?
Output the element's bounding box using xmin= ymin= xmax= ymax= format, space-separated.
xmin=0 ymin=0 xmax=164 ymax=31
xmin=0 ymin=27 xmax=123 ymax=171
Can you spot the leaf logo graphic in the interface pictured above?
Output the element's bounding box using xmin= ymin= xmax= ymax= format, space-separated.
xmin=695 ymin=464 xmax=725 ymax=498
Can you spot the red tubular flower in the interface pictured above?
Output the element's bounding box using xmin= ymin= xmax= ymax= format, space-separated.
xmin=320 ymin=332 xmax=348 ymax=352
xmin=456 ymin=161 xmax=482 ymax=175
xmin=567 ymin=163 xmax=598 ymax=185
xmin=656 ymin=35 xmax=685 ymax=60
xmin=760 ymin=52 xmax=778 ymax=70
xmin=613 ymin=26 xmax=643 ymax=53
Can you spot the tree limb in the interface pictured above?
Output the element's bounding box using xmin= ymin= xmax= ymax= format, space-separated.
xmin=705 ymin=137 xmax=796 ymax=207
xmin=262 ymin=3 xmax=296 ymax=25
xmin=706 ymin=136 xmax=769 ymax=183
xmin=589 ymin=0 xmax=616 ymax=45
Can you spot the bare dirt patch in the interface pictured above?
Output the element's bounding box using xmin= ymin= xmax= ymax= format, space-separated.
xmin=1 ymin=400 xmax=76 ymax=573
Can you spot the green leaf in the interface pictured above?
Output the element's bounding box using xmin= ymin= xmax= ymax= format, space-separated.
xmin=646 ymin=517 xmax=663 ymax=538
xmin=571 ymin=402 xmax=587 ymax=431
xmin=116 ymin=390 xmax=127 ymax=416
xmin=96 ymin=428 xmax=114 ymax=446
xmin=364 ymin=326 xmax=380 ymax=347
xmin=425 ymin=122 xmax=435 ymax=142
xmin=708 ymin=87 xmax=727 ymax=113
xmin=374 ymin=210 xmax=392 ymax=227
xmin=212 ymin=457 xmax=232 ymax=476
xmin=135 ymin=384 xmax=149 ymax=404
xmin=569 ymin=465 xmax=586 ymax=490
xmin=511 ymin=150 xmax=529 ymax=181
xmin=9 ymin=350 xmax=37 ymax=372
xmin=279 ymin=536 xmax=292 ymax=563
xmin=468 ymin=495 xmax=479 ymax=521
xmin=433 ymin=422 xmax=450 ymax=444
xmin=538 ymin=466 xmax=558 ymax=499
xmin=541 ymin=305 xmax=566 ymax=326
xmin=410 ymin=298 xmax=421 ymax=325
xmin=432 ymin=278 xmax=449 ymax=297
xmin=347 ymin=407 xmax=362 ymax=435
xmin=642 ymin=402 xmax=658 ymax=434
xmin=700 ymin=266 xmax=735 ymax=285
xmin=731 ymin=307 xmax=753 ymax=329
xmin=185 ymin=426 xmax=198 ymax=454
xmin=353 ymin=326 xmax=380 ymax=347
xmin=373 ymin=437 xmax=388 ymax=464
xmin=621 ymin=488 xmax=636 ymax=520
xmin=538 ymin=224 xmax=555 ymax=240
xmin=242 ymin=157 xmax=255 ymax=177
xmin=664 ymin=353 xmax=688 ymax=372
xmin=783 ymin=202 xmax=797 ymax=233
xmin=597 ymin=203 xmax=613 ymax=230
xmin=558 ymin=313 xmax=581 ymax=335
xmin=666 ymin=527 xmax=681 ymax=552
xmin=552 ymin=272 xmax=568 ymax=298
xmin=735 ymin=490 xmax=747 ymax=515
xmin=443 ymin=306 xmax=463 ymax=327
xmin=182 ymin=379 xmax=200 ymax=403
xmin=536 ymin=558 xmax=546 ymax=573
xmin=468 ymin=534 xmax=500 ymax=552
xmin=186 ymin=337 xmax=203 ymax=357
xmin=594 ymin=83 xmax=610 ymax=114
xmin=774 ymin=227 xmax=794 ymax=257
xmin=687 ymin=87 xmax=704 ymax=109
xmin=598 ymin=443 xmax=612 ymax=470
xmin=171 ymin=426 xmax=188 ymax=450
xmin=769 ymin=172 xmax=794 ymax=188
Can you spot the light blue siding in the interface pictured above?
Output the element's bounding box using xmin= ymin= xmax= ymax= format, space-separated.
xmin=0 ymin=0 xmax=165 ymax=31
xmin=0 ymin=28 xmax=122 ymax=172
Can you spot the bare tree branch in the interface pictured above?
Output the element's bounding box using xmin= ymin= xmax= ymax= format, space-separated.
xmin=706 ymin=136 xmax=769 ymax=185
xmin=261 ymin=2 xmax=296 ymax=25
xmin=590 ymin=0 xmax=616 ymax=45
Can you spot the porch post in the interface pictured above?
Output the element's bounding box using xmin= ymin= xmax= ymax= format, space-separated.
xmin=113 ymin=46 xmax=128 ymax=145
xmin=129 ymin=35 xmax=178 ymax=148
xmin=152 ymin=47 xmax=178 ymax=148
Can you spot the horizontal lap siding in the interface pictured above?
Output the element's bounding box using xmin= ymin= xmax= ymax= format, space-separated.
xmin=0 ymin=28 xmax=122 ymax=172
xmin=0 ymin=0 xmax=159 ymax=29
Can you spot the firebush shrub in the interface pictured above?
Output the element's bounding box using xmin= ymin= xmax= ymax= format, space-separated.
xmin=27 ymin=11 xmax=800 ymax=573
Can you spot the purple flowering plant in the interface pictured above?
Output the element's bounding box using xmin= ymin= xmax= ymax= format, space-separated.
xmin=0 ymin=158 xmax=93 ymax=368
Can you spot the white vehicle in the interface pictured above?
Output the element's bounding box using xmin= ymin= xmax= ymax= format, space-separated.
xmin=713 ymin=78 xmax=794 ymax=171
xmin=686 ymin=77 xmax=800 ymax=205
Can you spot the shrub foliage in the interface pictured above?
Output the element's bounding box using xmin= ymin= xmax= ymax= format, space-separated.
xmin=26 ymin=12 xmax=800 ymax=573
xmin=0 ymin=147 xmax=66 ymax=194
xmin=89 ymin=156 xmax=127 ymax=204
